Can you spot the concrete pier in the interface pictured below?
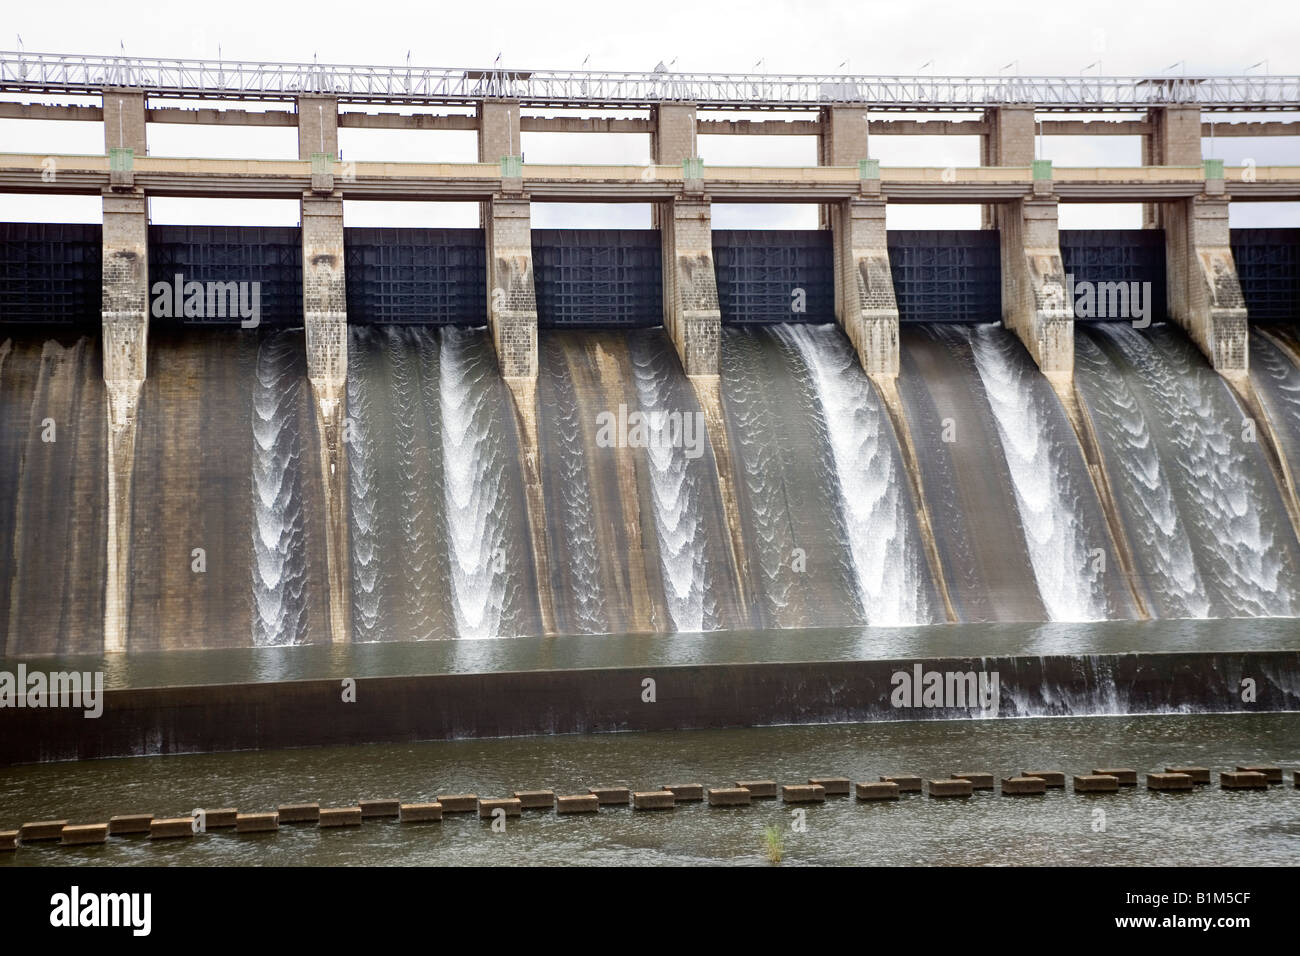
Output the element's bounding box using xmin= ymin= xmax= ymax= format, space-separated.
xmin=589 ymin=787 xmax=631 ymax=806
xmin=928 ymin=779 xmax=974 ymax=798
xmin=1147 ymin=773 xmax=1194 ymax=791
xmin=781 ymin=784 xmax=826 ymax=803
xmin=478 ymin=798 xmax=523 ymax=819
xmin=855 ymin=781 xmax=900 ymax=801
xmin=359 ymin=799 xmax=401 ymax=819
xmin=708 ymin=787 xmax=752 ymax=807
xmin=276 ymin=803 xmax=320 ymax=824
xmin=981 ymin=105 xmax=1036 ymax=229
xmin=235 ymin=812 xmax=279 ymax=833
xmin=1001 ymin=776 xmax=1047 ymax=796
xmin=399 ymin=803 xmax=443 ymax=823
xmin=319 ymin=807 xmax=363 ymax=827
xmin=204 ymin=809 xmax=238 ymax=829
xmin=61 ymin=823 xmax=109 ymax=845
xmin=735 ymin=780 xmax=777 ymax=798
xmin=1023 ymin=771 xmax=1066 ymax=788
xmin=1073 ymin=774 xmax=1120 ymax=792
xmin=108 ymin=814 xmax=153 ymax=835
xmin=1221 ymin=771 xmax=1268 ymax=789
xmin=149 ymin=817 xmax=194 ymax=839
xmin=0 ymin=831 xmax=17 ymax=851
xmin=880 ymin=775 xmax=923 ymax=793
xmin=831 ymin=196 xmax=900 ymax=378
xmin=998 ymin=167 xmax=1073 ymax=380
xmin=19 ymin=820 xmax=68 ymax=842
xmin=557 ymin=794 xmax=600 ymax=814
xmin=1093 ymin=768 xmax=1138 ymax=786
xmin=484 ymin=194 xmax=539 ymax=379
xmin=952 ymin=773 xmax=995 ymax=790
xmin=662 ymin=784 xmax=705 ymax=802
xmin=808 ymin=777 xmax=851 ymax=796
xmin=632 ymin=790 xmax=675 ymax=810
xmin=513 ymin=790 xmax=556 ymax=810
xmin=1236 ymin=765 xmax=1283 ymax=784
xmin=660 ymin=196 xmax=721 ymax=377
xmin=1165 ymin=767 xmax=1211 ymax=784
xmin=437 ymin=794 xmax=478 ymax=813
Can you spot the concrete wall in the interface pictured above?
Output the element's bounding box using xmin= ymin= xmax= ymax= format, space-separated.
xmin=1165 ymin=193 xmax=1249 ymax=374
xmin=478 ymin=99 xmax=522 ymax=162
xmin=650 ymin=103 xmax=697 ymax=165
xmin=832 ymin=197 xmax=899 ymax=377
xmin=3 ymin=650 xmax=1295 ymax=765
xmin=660 ymin=196 xmax=721 ymax=376
xmin=102 ymin=89 xmax=147 ymax=154
xmin=998 ymin=188 xmax=1074 ymax=379
xmin=485 ymin=195 xmax=539 ymax=379
xmin=297 ymin=94 xmax=339 ymax=160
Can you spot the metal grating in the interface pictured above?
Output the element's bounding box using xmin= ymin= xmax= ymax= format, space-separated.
xmin=1231 ymin=228 xmax=1300 ymax=323
xmin=712 ymin=230 xmax=834 ymax=325
xmin=532 ymin=229 xmax=661 ymax=328
xmin=148 ymin=225 xmax=301 ymax=327
xmin=345 ymin=227 xmax=485 ymax=325
xmin=888 ymin=230 xmax=1002 ymax=323
xmin=1060 ymin=229 xmax=1168 ymax=323
xmin=0 ymin=221 xmax=101 ymax=325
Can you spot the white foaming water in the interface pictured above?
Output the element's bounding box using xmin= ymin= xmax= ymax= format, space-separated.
xmin=249 ymin=335 xmax=305 ymax=645
xmin=969 ymin=325 xmax=1106 ymax=622
xmin=344 ymin=342 xmax=382 ymax=638
xmin=632 ymin=347 xmax=706 ymax=633
xmin=779 ymin=324 xmax=929 ymax=626
xmin=1075 ymin=333 xmax=1208 ymax=618
xmin=439 ymin=329 xmax=509 ymax=640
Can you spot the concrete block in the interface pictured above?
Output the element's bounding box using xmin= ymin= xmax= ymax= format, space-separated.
xmin=880 ymin=775 xmax=922 ymax=792
xmin=478 ymin=798 xmax=522 ymax=819
xmin=235 ymin=813 xmax=278 ymax=833
xmin=855 ymin=781 xmax=900 ymax=801
xmin=319 ymin=807 xmax=362 ymax=827
xmin=809 ymin=777 xmax=851 ymax=796
xmin=60 ymin=824 xmax=109 ymax=846
xmin=1236 ymin=765 xmax=1282 ymax=784
xmin=19 ymin=820 xmax=69 ymax=842
xmin=149 ymin=818 xmax=195 ymax=839
xmin=734 ymin=780 xmax=777 ymax=798
xmin=708 ymin=788 xmax=752 ymax=807
xmin=952 ymin=772 xmax=995 ymax=790
xmin=1221 ymin=772 xmax=1268 ymax=790
xmin=0 ymin=831 xmax=16 ymax=851
xmin=632 ymin=791 xmax=676 ymax=811
xmin=1023 ymin=771 xmax=1066 ymax=788
xmin=203 ymin=809 xmax=238 ymax=829
xmin=437 ymin=794 xmax=478 ymax=813
xmin=108 ymin=814 xmax=154 ymax=835
xmin=277 ymin=803 xmax=320 ymax=824
xmin=589 ymin=787 xmax=631 ymax=806
xmin=662 ymin=784 xmax=705 ymax=802
xmin=1165 ymin=767 xmax=1211 ymax=784
xmin=1092 ymin=768 xmax=1138 ymax=786
xmin=928 ymin=779 xmax=974 ymax=798
xmin=557 ymin=794 xmax=600 ymax=814
xmin=513 ymin=790 xmax=556 ymax=810
xmin=781 ymin=784 xmax=826 ymax=804
xmin=359 ymin=799 xmax=401 ymax=818
xmin=1001 ymin=777 xmax=1047 ymax=795
xmin=399 ymin=803 xmax=443 ymax=823
xmin=1074 ymin=775 xmax=1120 ymax=792
xmin=1148 ymin=773 xmax=1194 ymax=791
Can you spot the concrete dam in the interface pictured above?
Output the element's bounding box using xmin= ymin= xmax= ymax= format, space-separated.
xmin=1 ymin=52 xmax=1300 ymax=659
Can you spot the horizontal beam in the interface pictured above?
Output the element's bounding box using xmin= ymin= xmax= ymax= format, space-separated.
xmin=3 ymin=51 xmax=1299 ymax=111
xmin=1 ymin=156 xmax=1297 ymax=202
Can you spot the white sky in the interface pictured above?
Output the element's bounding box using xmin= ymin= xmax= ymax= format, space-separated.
xmin=1 ymin=0 xmax=1298 ymax=229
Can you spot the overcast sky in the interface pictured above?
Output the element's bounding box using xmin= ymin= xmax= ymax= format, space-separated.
xmin=2 ymin=0 xmax=1297 ymax=229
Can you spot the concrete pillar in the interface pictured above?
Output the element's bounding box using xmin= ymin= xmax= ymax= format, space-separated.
xmin=818 ymin=105 xmax=869 ymax=229
xmin=477 ymin=99 xmax=522 ymax=162
xmin=484 ymin=194 xmax=538 ymax=378
xmin=650 ymin=103 xmax=698 ymax=166
xmin=1164 ymin=190 xmax=1248 ymax=374
xmin=102 ymin=89 xmax=147 ymax=154
xmin=297 ymin=94 xmax=339 ymax=161
xmin=998 ymin=172 xmax=1073 ymax=380
xmin=101 ymin=189 xmax=149 ymax=654
xmin=980 ymin=106 xmax=1036 ymax=229
xmin=1143 ymin=106 xmax=1202 ymax=228
xmin=831 ymin=195 xmax=898 ymax=377
xmin=659 ymin=196 xmax=720 ymax=376
xmin=301 ymin=194 xmax=352 ymax=643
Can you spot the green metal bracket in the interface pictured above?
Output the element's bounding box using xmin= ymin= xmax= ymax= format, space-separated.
xmin=500 ymin=155 xmax=523 ymax=178
xmin=683 ymin=156 xmax=704 ymax=180
xmin=311 ymin=152 xmax=336 ymax=174
xmin=1032 ymin=159 xmax=1053 ymax=181
xmin=1203 ymin=158 xmax=1225 ymax=180
xmin=858 ymin=158 xmax=880 ymax=180
xmin=108 ymin=147 xmax=134 ymax=171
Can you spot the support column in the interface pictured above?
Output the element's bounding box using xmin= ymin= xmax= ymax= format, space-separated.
xmin=818 ymin=105 xmax=869 ymax=228
xmin=998 ymin=165 xmax=1073 ymax=380
xmin=101 ymin=190 xmax=148 ymax=654
xmin=477 ymin=99 xmax=522 ymax=163
xmin=650 ymin=103 xmax=698 ymax=230
xmin=101 ymin=87 xmax=148 ymax=654
xmin=659 ymin=195 xmax=720 ymax=377
xmin=1143 ymin=106 xmax=1202 ymax=228
xmin=297 ymin=94 xmax=339 ymax=161
xmin=980 ymin=105 xmax=1036 ymax=229
xmin=1164 ymin=182 xmax=1247 ymax=375
xmin=831 ymin=184 xmax=898 ymax=378
xmin=301 ymin=194 xmax=351 ymax=644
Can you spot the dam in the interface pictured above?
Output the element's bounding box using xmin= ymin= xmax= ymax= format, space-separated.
xmin=0 ymin=54 xmax=1298 ymax=872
